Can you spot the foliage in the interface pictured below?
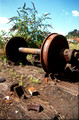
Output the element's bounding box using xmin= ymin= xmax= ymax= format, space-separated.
xmin=9 ymin=2 xmax=53 ymax=48
xmin=0 ymin=31 xmax=6 ymax=49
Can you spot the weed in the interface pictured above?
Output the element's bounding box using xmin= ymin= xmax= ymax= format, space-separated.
xmin=3 ymin=58 xmax=7 ymax=65
xmin=13 ymin=72 xmax=17 ymax=76
xmin=27 ymin=75 xmax=40 ymax=84
xmin=19 ymin=74 xmax=24 ymax=86
xmin=20 ymin=74 xmax=24 ymax=80
xmin=27 ymin=54 xmax=34 ymax=64
xmin=19 ymin=80 xmax=23 ymax=86
xmin=27 ymin=75 xmax=31 ymax=79
xmin=19 ymin=62 xmax=23 ymax=67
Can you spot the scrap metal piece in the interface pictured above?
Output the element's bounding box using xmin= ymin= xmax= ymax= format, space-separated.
xmin=10 ymin=83 xmax=19 ymax=91
xmin=10 ymin=83 xmax=27 ymax=99
xmin=4 ymin=93 xmax=14 ymax=104
xmin=27 ymin=103 xmax=41 ymax=112
xmin=14 ymin=85 xmax=24 ymax=98
xmin=28 ymin=87 xmax=39 ymax=96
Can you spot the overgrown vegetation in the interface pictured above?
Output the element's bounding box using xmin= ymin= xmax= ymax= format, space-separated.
xmin=9 ymin=2 xmax=53 ymax=48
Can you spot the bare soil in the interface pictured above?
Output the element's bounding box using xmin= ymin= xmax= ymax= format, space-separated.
xmin=0 ymin=49 xmax=79 ymax=120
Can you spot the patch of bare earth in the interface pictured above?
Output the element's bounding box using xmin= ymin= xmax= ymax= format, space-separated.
xmin=0 ymin=51 xmax=79 ymax=119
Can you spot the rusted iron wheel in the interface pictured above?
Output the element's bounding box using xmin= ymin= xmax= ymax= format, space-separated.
xmin=41 ymin=33 xmax=69 ymax=73
xmin=5 ymin=37 xmax=27 ymax=63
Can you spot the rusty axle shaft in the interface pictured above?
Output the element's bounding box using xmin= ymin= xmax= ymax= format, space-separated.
xmin=18 ymin=47 xmax=41 ymax=55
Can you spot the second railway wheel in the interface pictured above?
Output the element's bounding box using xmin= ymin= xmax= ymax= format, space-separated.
xmin=41 ymin=33 xmax=69 ymax=73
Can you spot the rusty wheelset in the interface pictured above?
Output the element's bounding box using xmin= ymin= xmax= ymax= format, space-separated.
xmin=5 ymin=33 xmax=79 ymax=74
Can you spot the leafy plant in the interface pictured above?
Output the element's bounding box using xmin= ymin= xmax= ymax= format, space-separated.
xmin=27 ymin=54 xmax=34 ymax=64
xmin=3 ymin=58 xmax=7 ymax=64
xmin=9 ymin=2 xmax=53 ymax=48
xmin=19 ymin=74 xmax=24 ymax=85
xmin=19 ymin=62 xmax=23 ymax=66
xmin=0 ymin=31 xmax=6 ymax=49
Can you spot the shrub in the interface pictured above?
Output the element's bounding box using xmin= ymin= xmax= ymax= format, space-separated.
xmin=9 ymin=2 xmax=53 ymax=48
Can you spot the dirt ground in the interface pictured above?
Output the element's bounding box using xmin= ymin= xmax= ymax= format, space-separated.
xmin=0 ymin=49 xmax=79 ymax=120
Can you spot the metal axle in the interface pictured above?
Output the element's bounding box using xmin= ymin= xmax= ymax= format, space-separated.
xmin=18 ymin=47 xmax=41 ymax=55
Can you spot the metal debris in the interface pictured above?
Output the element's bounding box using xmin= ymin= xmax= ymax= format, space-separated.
xmin=14 ymin=85 xmax=25 ymax=98
xmin=4 ymin=96 xmax=10 ymax=100
xmin=4 ymin=93 xmax=14 ymax=104
xmin=10 ymin=83 xmax=27 ymax=99
xmin=27 ymin=103 xmax=41 ymax=112
xmin=28 ymin=87 xmax=39 ymax=96
xmin=10 ymin=83 xmax=19 ymax=91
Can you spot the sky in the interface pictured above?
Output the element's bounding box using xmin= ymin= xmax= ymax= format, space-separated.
xmin=0 ymin=0 xmax=79 ymax=35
